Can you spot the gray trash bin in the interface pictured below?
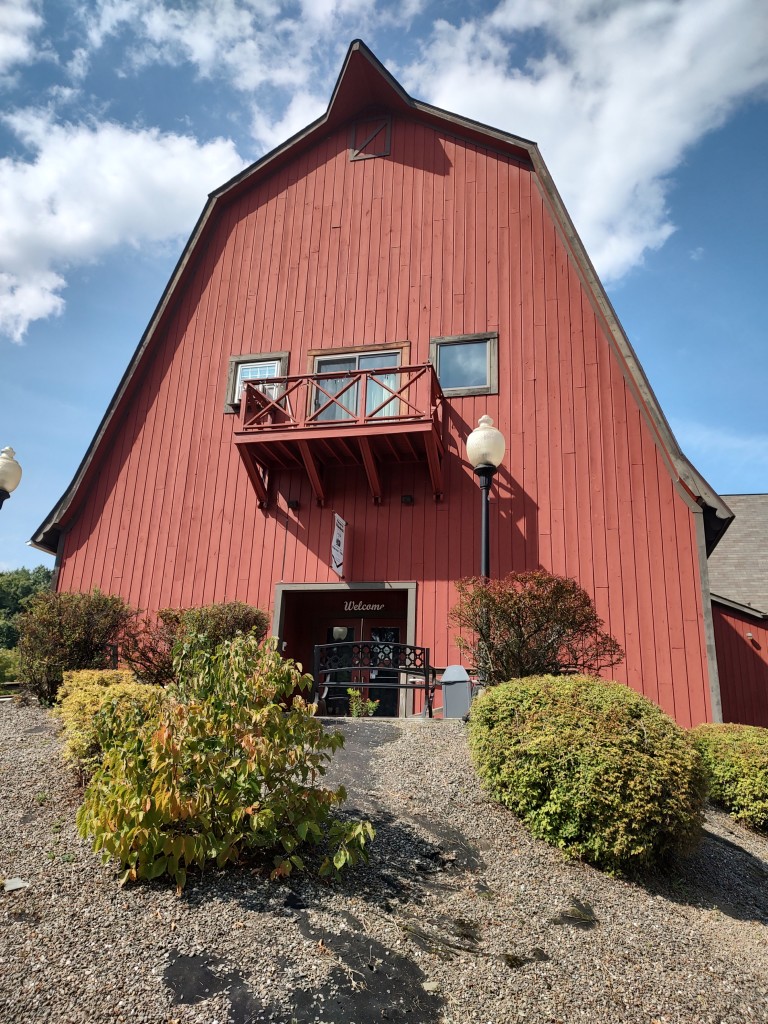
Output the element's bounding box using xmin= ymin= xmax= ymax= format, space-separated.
xmin=441 ymin=665 xmax=471 ymax=719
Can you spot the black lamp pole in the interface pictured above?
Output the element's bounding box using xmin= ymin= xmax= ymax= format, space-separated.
xmin=0 ymin=489 xmax=10 ymax=511
xmin=466 ymin=416 xmax=505 ymax=691
xmin=474 ymin=463 xmax=496 ymax=579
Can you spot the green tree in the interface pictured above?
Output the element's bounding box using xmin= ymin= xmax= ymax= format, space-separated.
xmin=0 ymin=566 xmax=53 ymax=648
xmin=451 ymin=571 xmax=624 ymax=684
xmin=121 ymin=601 xmax=270 ymax=686
xmin=16 ymin=588 xmax=135 ymax=702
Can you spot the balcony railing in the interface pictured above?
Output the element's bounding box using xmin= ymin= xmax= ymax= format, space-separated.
xmin=239 ymin=362 xmax=443 ymax=433
xmin=234 ymin=363 xmax=445 ymax=506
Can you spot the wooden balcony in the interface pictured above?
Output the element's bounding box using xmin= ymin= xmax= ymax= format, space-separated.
xmin=234 ymin=363 xmax=445 ymax=506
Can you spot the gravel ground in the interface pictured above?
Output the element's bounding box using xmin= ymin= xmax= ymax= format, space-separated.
xmin=1 ymin=702 xmax=767 ymax=1024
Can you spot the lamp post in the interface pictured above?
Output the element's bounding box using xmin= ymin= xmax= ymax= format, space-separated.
xmin=0 ymin=448 xmax=22 ymax=510
xmin=465 ymin=416 xmax=506 ymax=578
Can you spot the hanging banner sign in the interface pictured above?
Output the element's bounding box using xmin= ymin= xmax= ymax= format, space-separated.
xmin=330 ymin=513 xmax=347 ymax=577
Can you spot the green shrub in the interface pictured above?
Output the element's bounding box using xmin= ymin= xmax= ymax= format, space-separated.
xmin=347 ymin=688 xmax=379 ymax=717
xmin=122 ymin=601 xmax=270 ymax=686
xmin=0 ymin=647 xmax=20 ymax=684
xmin=691 ymin=723 xmax=768 ymax=832
xmin=175 ymin=602 xmax=270 ymax=647
xmin=76 ymin=635 xmax=374 ymax=891
xmin=58 ymin=669 xmax=138 ymax=701
xmin=54 ymin=672 xmax=162 ymax=777
xmin=469 ymin=676 xmax=705 ymax=873
xmin=451 ymin=572 xmax=624 ymax=684
xmin=16 ymin=589 xmax=135 ymax=702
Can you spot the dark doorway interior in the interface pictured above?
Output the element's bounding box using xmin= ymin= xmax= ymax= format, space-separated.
xmin=280 ymin=589 xmax=409 ymax=716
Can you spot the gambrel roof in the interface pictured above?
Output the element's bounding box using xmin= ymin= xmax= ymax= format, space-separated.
xmin=31 ymin=39 xmax=733 ymax=556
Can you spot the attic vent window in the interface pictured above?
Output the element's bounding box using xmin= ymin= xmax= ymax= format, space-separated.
xmin=349 ymin=116 xmax=391 ymax=161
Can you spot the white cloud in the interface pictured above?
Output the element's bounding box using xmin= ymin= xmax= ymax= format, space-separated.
xmin=81 ymin=0 xmax=327 ymax=93
xmin=76 ymin=2 xmax=423 ymax=146
xmin=402 ymin=0 xmax=768 ymax=280
xmin=250 ymin=89 xmax=327 ymax=152
xmin=0 ymin=111 xmax=246 ymax=342
xmin=0 ymin=0 xmax=44 ymax=77
xmin=3 ymin=1 xmax=767 ymax=342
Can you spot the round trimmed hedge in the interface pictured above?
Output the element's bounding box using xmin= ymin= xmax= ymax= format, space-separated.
xmin=469 ymin=676 xmax=706 ymax=873
xmin=691 ymin=723 xmax=768 ymax=833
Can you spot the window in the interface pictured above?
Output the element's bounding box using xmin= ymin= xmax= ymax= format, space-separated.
xmin=349 ymin=116 xmax=392 ymax=161
xmin=430 ymin=333 xmax=498 ymax=396
xmin=313 ymin=349 xmax=401 ymax=421
xmin=224 ymin=352 xmax=289 ymax=412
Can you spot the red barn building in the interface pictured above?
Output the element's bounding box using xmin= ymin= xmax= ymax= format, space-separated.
xmin=32 ymin=40 xmax=746 ymax=728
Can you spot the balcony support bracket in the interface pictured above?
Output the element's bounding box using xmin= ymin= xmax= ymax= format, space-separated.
xmin=425 ymin=433 xmax=444 ymax=502
xmin=298 ymin=440 xmax=326 ymax=506
xmin=239 ymin=448 xmax=269 ymax=508
xmin=359 ymin=437 xmax=383 ymax=504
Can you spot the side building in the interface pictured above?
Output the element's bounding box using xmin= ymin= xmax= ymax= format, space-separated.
xmin=32 ymin=40 xmax=737 ymax=727
xmin=708 ymin=494 xmax=768 ymax=726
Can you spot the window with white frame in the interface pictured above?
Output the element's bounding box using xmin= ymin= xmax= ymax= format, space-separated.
xmin=313 ymin=349 xmax=402 ymax=421
xmin=429 ymin=333 xmax=498 ymax=396
xmin=224 ymin=352 xmax=289 ymax=412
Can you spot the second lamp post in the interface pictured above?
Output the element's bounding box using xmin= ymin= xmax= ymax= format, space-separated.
xmin=0 ymin=448 xmax=22 ymax=511
xmin=466 ymin=416 xmax=506 ymax=578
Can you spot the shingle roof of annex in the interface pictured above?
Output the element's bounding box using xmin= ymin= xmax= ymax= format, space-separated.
xmin=708 ymin=494 xmax=768 ymax=614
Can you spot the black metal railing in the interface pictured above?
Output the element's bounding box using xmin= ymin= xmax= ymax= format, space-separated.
xmin=313 ymin=641 xmax=434 ymax=718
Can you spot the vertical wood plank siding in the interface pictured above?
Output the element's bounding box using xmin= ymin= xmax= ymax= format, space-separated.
xmin=712 ymin=604 xmax=768 ymax=727
xmin=56 ymin=116 xmax=712 ymax=726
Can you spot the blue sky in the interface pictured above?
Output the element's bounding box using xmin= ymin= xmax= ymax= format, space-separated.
xmin=1 ymin=0 xmax=767 ymax=572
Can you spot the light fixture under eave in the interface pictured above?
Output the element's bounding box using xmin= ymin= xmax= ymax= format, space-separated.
xmin=332 ymin=626 xmax=348 ymax=642
xmin=0 ymin=448 xmax=22 ymax=510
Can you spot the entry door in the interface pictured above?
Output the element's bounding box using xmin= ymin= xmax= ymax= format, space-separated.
xmin=323 ymin=620 xmax=403 ymax=717
xmin=323 ymin=623 xmax=358 ymax=716
xmin=367 ymin=626 xmax=400 ymax=717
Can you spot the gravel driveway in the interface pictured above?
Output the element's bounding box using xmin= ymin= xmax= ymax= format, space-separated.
xmin=1 ymin=703 xmax=767 ymax=1024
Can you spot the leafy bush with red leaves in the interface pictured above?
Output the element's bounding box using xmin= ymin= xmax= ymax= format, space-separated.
xmin=451 ymin=571 xmax=624 ymax=684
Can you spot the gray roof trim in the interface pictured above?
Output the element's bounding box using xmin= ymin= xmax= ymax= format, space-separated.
xmin=711 ymin=593 xmax=767 ymax=619
xmin=30 ymin=38 xmax=733 ymax=554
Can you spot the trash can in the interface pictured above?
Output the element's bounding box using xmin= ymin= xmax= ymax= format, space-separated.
xmin=441 ymin=665 xmax=471 ymax=719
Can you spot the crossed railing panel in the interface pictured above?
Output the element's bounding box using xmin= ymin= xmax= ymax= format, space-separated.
xmin=239 ymin=363 xmax=443 ymax=432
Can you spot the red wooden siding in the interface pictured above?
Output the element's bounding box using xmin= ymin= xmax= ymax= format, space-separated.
xmin=712 ymin=602 xmax=768 ymax=727
xmin=56 ymin=113 xmax=713 ymax=727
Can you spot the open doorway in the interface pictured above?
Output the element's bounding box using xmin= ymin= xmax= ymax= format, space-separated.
xmin=274 ymin=583 xmax=416 ymax=716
